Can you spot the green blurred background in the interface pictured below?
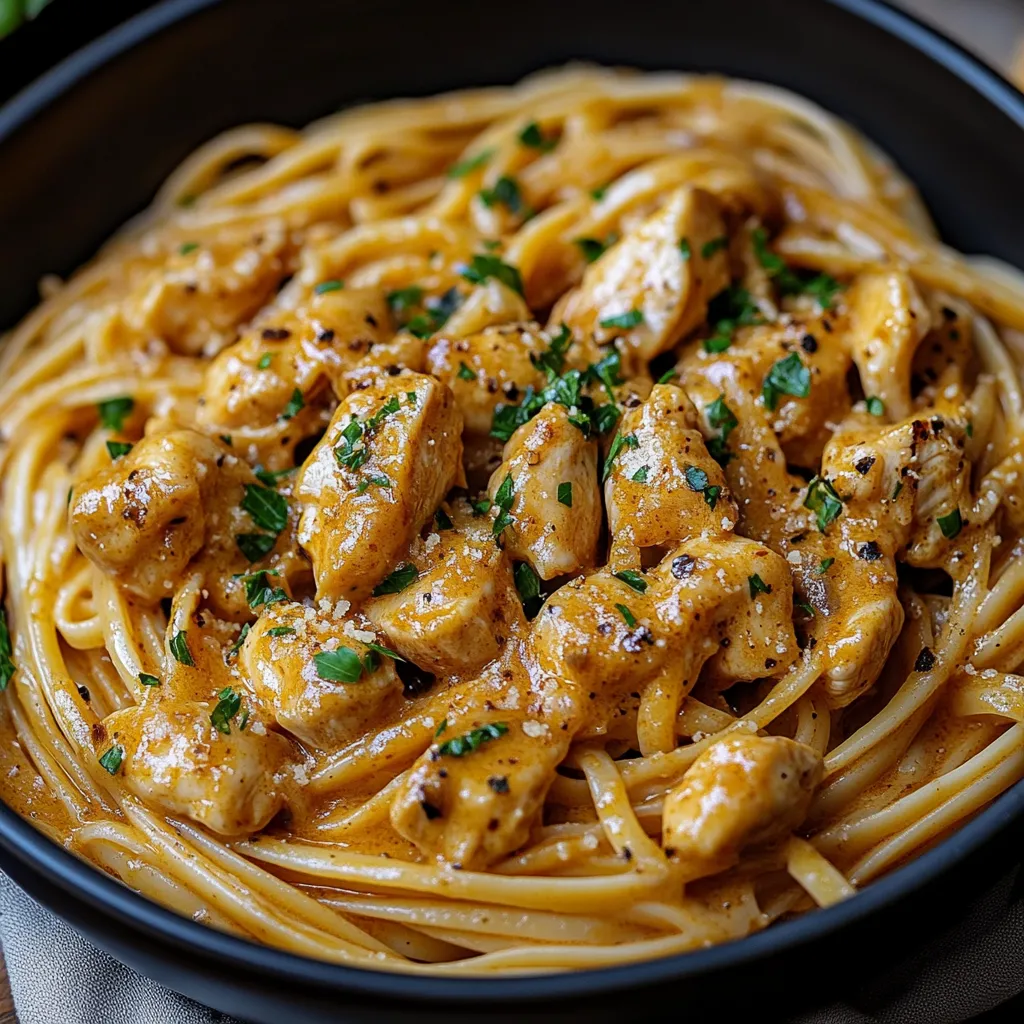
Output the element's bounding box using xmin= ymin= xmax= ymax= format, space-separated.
xmin=0 ymin=0 xmax=52 ymax=37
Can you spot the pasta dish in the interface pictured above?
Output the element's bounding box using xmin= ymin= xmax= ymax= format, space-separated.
xmin=1 ymin=67 xmax=1023 ymax=974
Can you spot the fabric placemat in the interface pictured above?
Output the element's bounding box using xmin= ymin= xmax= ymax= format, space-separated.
xmin=2 ymin=863 xmax=1023 ymax=1024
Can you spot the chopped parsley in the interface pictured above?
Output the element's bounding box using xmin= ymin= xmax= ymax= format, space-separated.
xmin=892 ymin=481 xmax=904 ymax=500
xmin=763 ymin=352 xmax=811 ymax=411
xmin=575 ymin=237 xmax=608 ymax=264
xmin=226 ymin=623 xmax=250 ymax=660
xmin=170 ymin=630 xmax=194 ymax=666
xmin=817 ymin=557 xmax=835 ymax=574
xmin=530 ymin=324 xmax=572 ymax=381
xmin=518 ymin=121 xmax=557 ymax=151
xmin=179 ymin=241 xmax=199 ymax=256
xmin=280 ymin=388 xmax=304 ymax=420
xmin=748 ymin=573 xmax=772 ymax=597
xmin=678 ymin=238 xmax=692 ymax=261
xmin=97 ymin=397 xmax=134 ymax=431
xmin=684 ymin=465 xmax=709 ymax=492
xmin=557 ymin=481 xmax=573 ymax=506
xmin=479 ymin=175 xmax=523 ymax=214
xmin=631 ymin=465 xmax=649 ymax=483
xmin=364 ymin=641 xmax=404 ymax=662
xmin=701 ymin=235 xmax=729 ymax=259
xmin=386 ymin=286 xmax=424 ymax=320
xmin=590 ymin=185 xmax=607 ymax=201
xmin=437 ymin=722 xmax=508 ymax=757
xmin=657 ymin=369 xmax=678 ymax=385
xmin=514 ymin=561 xmax=543 ymax=617
xmin=704 ymin=485 xmax=721 ymax=510
xmin=242 ymin=483 xmax=289 ymax=534
xmin=98 ymin=745 xmax=124 ymax=775
xmin=373 ymin=562 xmax=419 ymax=596
xmin=106 ymin=441 xmax=133 ymax=460
xmin=0 ymin=609 xmax=14 ymax=691
xmin=457 ymin=361 xmax=476 ymax=381
xmin=138 ymin=672 xmax=161 ymax=687
xmin=603 ymin=431 xmax=639 ymax=483
xmin=435 ymin=718 xmax=448 ymax=737
xmin=356 ymin=474 xmax=391 ymax=495
xmin=751 ymin=227 xmax=843 ymax=308
xmin=240 ymin=569 xmax=287 ymax=609
xmin=234 ymin=528 xmax=276 ymax=561
xmin=795 ymin=600 xmax=815 ymax=618
xmin=257 ymin=353 xmax=274 ymax=370
xmin=599 ymin=309 xmax=643 ymax=331
xmin=460 ymin=253 xmax=524 ymax=296
xmin=704 ymin=395 xmax=739 ymax=466
xmin=703 ymin=286 xmax=763 ymax=354
xmin=405 ymin=287 xmax=462 ymax=339
xmin=448 ymin=148 xmax=494 ymax=178
xmin=615 ymin=603 xmax=637 ymax=627
xmin=804 ymin=476 xmax=843 ymax=531
xmin=866 ymin=396 xmax=885 ymax=416
xmin=210 ymin=686 xmax=242 ymax=734
xmin=938 ymin=508 xmax=963 ymax=539
xmin=314 ymin=279 xmax=344 ymax=294
xmin=267 ymin=626 xmax=296 ymax=637
xmin=492 ymin=473 xmax=515 ymax=540
xmin=434 ymin=508 xmax=454 ymax=531
xmin=314 ymin=647 xmax=364 ymax=683
xmin=613 ymin=569 xmax=647 ymax=594
xmin=254 ymin=465 xmax=295 ymax=487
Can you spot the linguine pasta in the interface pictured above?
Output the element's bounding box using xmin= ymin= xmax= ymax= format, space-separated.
xmin=1 ymin=66 xmax=1023 ymax=974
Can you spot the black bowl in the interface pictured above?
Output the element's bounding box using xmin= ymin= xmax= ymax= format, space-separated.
xmin=1 ymin=1 xmax=1023 ymax=1020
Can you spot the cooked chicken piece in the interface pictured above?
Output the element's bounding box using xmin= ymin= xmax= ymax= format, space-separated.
xmin=295 ymin=371 xmax=464 ymax=603
xmin=558 ymin=187 xmax=730 ymax=374
xmin=70 ymin=429 xmax=300 ymax=620
xmin=365 ymin=500 xmax=524 ymax=678
xmin=605 ymin=383 xmax=737 ymax=550
xmin=196 ymin=286 xmax=391 ymax=467
xmin=845 ymin=270 xmax=930 ymax=423
xmin=440 ymin=277 xmax=533 ymax=337
xmin=125 ymin=225 xmax=293 ymax=355
xmin=103 ymin=698 xmax=294 ymax=835
xmin=390 ymin=655 xmax=579 ymax=869
xmin=426 ymin=323 xmax=548 ymax=437
xmin=533 ymin=535 xmax=798 ymax=753
xmin=662 ymin=734 xmax=822 ymax=881
xmin=487 ymin=403 xmax=601 ymax=579
xmin=240 ymin=600 xmax=402 ymax=750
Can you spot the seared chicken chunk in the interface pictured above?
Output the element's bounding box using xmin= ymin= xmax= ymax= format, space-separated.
xmin=125 ymin=225 xmax=293 ymax=355
xmin=605 ymin=383 xmax=737 ymax=549
xmin=365 ymin=500 xmax=524 ymax=678
xmin=390 ymin=657 xmax=578 ymax=869
xmin=295 ymin=371 xmax=464 ymax=602
xmin=71 ymin=429 xmax=299 ymax=620
xmin=240 ymin=600 xmax=402 ymax=750
xmin=104 ymin=698 xmax=293 ymax=835
xmin=845 ymin=270 xmax=930 ymax=423
xmin=558 ymin=187 xmax=731 ymax=373
xmin=196 ymin=286 xmax=391 ymax=467
xmin=487 ymin=403 xmax=602 ymax=579
xmin=426 ymin=323 xmax=548 ymax=438
xmin=663 ymin=734 xmax=822 ymax=881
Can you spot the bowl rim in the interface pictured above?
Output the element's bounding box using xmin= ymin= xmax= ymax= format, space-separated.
xmin=1 ymin=0 xmax=1023 ymax=1005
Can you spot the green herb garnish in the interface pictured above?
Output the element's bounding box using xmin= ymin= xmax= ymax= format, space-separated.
xmin=615 ymin=603 xmax=637 ymax=627
xmin=170 ymin=630 xmax=194 ymax=666
xmin=518 ymin=121 xmax=557 ymax=151
xmin=448 ymin=148 xmax=495 ymax=179
xmin=0 ymin=609 xmax=14 ymax=692
xmin=599 ymin=309 xmax=643 ymax=330
xmin=613 ymin=569 xmax=647 ymax=594
xmin=938 ymin=508 xmax=963 ymax=539
xmin=210 ymin=686 xmax=242 ymax=734
xmin=866 ymin=396 xmax=885 ymax=417
xmin=804 ymin=476 xmax=843 ymax=531
xmin=460 ymin=254 xmax=524 ymax=296
xmin=106 ymin=441 xmax=133 ymax=460
xmin=514 ymin=561 xmax=543 ymax=617
xmin=479 ymin=175 xmax=523 ymax=214
xmin=267 ymin=626 xmax=296 ymax=637
xmin=242 ymin=483 xmax=289 ymax=534
xmin=97 ymin=397 xmax=134 ymax=432
xmin=557 ymin=481 xmax=573 ymax=507
xmin=603 ymin=431 xmax=639 ymax=483
xmin=457 ymin=361 xmax=476 ymax=381
xmin=236 ymin=533 xmax=276 ymax=562
xmin=763 ymin=352 xmax=811 ymax=411
xmin=99 ymin=745 xmax=124 ymax=775
xmin=373 ymin=562 xmax=419 ymax=596
xmin=748 ymin=573 xmax=772 ymax=597
xmin=437 ymin=722 xmax=508 ymax=757
xmin=138 ymin=672 xmax=161 ymax=688
xmin=314 ymin=648 xmax=364 ymax=683
xmin=314 ymin=279 xmax=344 ymax=294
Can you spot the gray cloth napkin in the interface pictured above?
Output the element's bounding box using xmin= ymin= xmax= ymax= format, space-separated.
xmin=2 ymin=864 xmax=1022 ymax=1024
xmin=0 ymin=873 xmax=239 ymax=1024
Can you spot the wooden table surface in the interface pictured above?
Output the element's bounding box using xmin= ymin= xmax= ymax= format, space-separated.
xmin=0 ymin=3 xmax=1022 ymax=1023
